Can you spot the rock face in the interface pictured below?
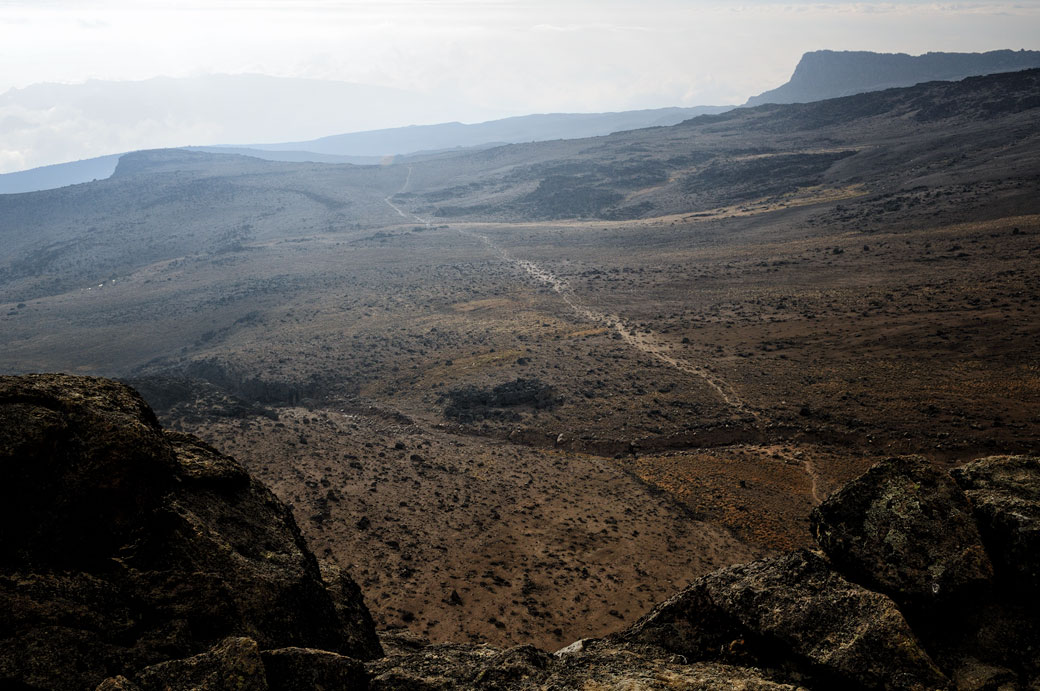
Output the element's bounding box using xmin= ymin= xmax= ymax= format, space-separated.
xmin=745 ymin=49 xmax=1040 ymax=106
xmin=2 ymin=374 xmax=1038 ymax=690
xmin=810 ymin=455 xmax=993 ymax=608
xmin=622 ymin=549 xmax=945 ymax=691
xmin=952 ymin=455 xmax=1040 ymax=590
xmin=0 ymin=374 xmax=380 ymax=691
xmin=134 ymin=637 xmax=267 ymax=691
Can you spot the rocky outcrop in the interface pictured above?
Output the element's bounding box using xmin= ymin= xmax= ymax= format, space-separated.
xmin=2 ymin=374 xmax=1038 ymax=690
xmin=0 ymin=374 xmax=379 ymax=691
xmin=810 ymin=455 xmax=992 ymax=608
xmin=133 ymin=637 xmax=267 ymax=691
xmin=615 ymin=455 xmax=1039 ymax=690
xmin=745 ymin=49 xmax=1040 ymax=106
xmin=321 ymin=561 xmax=385 ymax=661
xmin=952 ymin=455 xmax=1040 ymax=590
xmin=621 ymin=550 xmax=945 ymax=690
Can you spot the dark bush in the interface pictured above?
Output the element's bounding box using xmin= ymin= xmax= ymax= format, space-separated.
xmin=439 ymin=378 xmax=558 ymax=422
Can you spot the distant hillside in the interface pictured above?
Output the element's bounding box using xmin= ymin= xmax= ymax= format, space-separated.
xmin=0 ymin=106 xmax=731 ymax=194
xmin=247 ymin=106 xmax=733 ymax=158
xmin=0 ymin=154 xmax=122 ymax=195
xmin=746 ymin=49 xmax=1040 ymax=106
xmin=0 ymin=73 xmax=501 ymax=178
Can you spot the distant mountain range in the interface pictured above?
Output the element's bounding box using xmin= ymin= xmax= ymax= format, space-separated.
xmin=235 ymin=107 xmax=732 ymax=158
xmin=746 ymin=49 xmax=1040 ymax=106
xmin=0 ymin=107 xmax=729 ymax=194
xmin=4 ymin=49 xmax=1040 ymax=195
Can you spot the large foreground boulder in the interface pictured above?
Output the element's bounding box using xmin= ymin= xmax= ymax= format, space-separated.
xmin=620 ymin=549 xmax=946 ymax=690
xmin=810 ymin=455 xmax=992 ymax=609
xmin=0 ymin=374 xmax=379 ymax=691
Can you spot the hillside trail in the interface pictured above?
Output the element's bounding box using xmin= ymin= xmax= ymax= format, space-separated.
xmin=384 ymin=166 xmax=431 ymax=225
xmin=805 ymin=458 xmax=823 ymax=504
xmin=455 ymin=228 xmax=757 ymax=420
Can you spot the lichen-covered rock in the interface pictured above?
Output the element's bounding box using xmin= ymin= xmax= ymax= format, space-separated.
xmin=810 ymin=455 xmax=992 ymax=607
xmin=134 ymin=637 xmax=267 ymax=691
xmin=261 ymin=647 xmax=368 ymax=690
xmin=137 ymin=431 xmax=349 ymax=655
xmin=0 ymin=374 xmax=377 ymax=690
xmin=951 ymin=455 xmax=1040 ymax=591
xmin=368 ymin=643 xmax=552 ymax=690
xmin=368 ymin=637 xmax=807 ymax=690
xmin=321 ymin=561 xmax=384 ymax=660
xmin=546 ymin=639 xmax=808 ymax=690
xmin=0 ymin=374 xmax=177 ymax=567
xmin=948 ymin=657 xmax=1018 ymax=691
xmin=621 ymin=550 xmax=947 ymax=691
xmin=95 ymin=676 xmax=141 ymax=691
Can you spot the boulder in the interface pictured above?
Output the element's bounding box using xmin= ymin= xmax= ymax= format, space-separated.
xmin=621 ymin=549 xmax=947 ymax=691
xmin=0 ymin=375 xmax=377 ymax=690
xmin=951 ymin=455 xmax=1040 ymax=591
xmin=547 ymin=641 xmax=808 ymax=690
xmin=368 ymin=644 xmax=551 ymax=691
xmin=134 ymin=637 xmax=267 ymax=691
xmin=261 ymin=647 xmax=368 ymax=690
xmin=321 ymin=561 xmax=384 ymax=660
xmin=810 ymin=455 xmax=992 ymax=607
xmin=0 ymin=374 xmax=176 ymax=567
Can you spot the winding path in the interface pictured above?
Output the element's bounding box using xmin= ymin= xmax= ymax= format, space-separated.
xmin=457 ymin=228 xmax=754 ymax=417
xmin=384 ymin=166 xmax=430 ymax=225
xmin=804 ymin=458 xmax=823 ymax=505
xmin=378 ymin=189 xmax=826 ymax=500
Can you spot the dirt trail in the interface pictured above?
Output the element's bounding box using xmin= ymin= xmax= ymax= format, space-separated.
xmin=384 ymin=166 xmax=430 ymax=225
xmin=804 ymin=458 xmax=823 ymax=505
xmin=457 ymin=228 xmax=755 ymax=418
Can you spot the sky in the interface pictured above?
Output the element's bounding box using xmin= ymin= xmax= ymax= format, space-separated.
xmin=1 ymin=0 xmax=1039 ymax=172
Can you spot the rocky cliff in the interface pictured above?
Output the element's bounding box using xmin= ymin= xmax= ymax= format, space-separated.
xmin=746 ymin=49 xmax=1040 ymax=106
xmin=1 ymin=374 xmax=1037 ymax=690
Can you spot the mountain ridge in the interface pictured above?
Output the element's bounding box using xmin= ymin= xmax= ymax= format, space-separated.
xmin=746 ymin=48 xmax=1040 ymax=106
xmin=0 ymin=105 xmax=731 ymax=194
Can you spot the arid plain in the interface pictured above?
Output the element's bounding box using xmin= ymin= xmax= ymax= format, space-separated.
xmin=1 ymin=70 xmax=1038 ymax=648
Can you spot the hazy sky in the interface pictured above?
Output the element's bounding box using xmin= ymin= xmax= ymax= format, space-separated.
xmin=5 ymin=1 xmax=1039 ymax=109
xmin=1 ymin=1 xmax=1039 ymax=172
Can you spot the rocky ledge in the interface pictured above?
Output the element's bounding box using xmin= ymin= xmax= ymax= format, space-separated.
xmin=1 ymin=374 xmax=1037 ymax=690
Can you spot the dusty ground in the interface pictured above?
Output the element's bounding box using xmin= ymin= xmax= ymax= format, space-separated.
xmin=186 ymin=407 xmax=761 ymax=650
xmin=2 ymin=72 xmax=1039 ymax=649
